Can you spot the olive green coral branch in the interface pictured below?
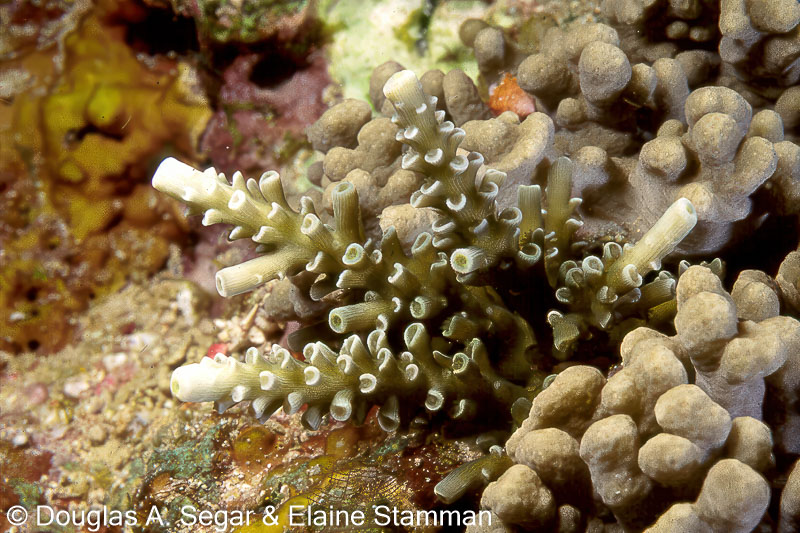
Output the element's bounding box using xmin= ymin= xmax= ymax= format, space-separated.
xmin=548 ymin=198 xmax=698 ymax=356
xmin=155 ymin=68 xmax=703 ymax=434
xmin=170 ymin=324 xmax=531 ymax=431
xmin=153 ymin=158 xmax=366 ymax=297
xmin=152 ymin=152 xmax=541 ymax=350
xmin=383 ymin=70 xmax=537 ymax=281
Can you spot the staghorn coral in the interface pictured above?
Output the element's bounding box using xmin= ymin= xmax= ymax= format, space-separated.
xmin=135 ymin=4 xmax=800 ymax=530
xmin=8 ymin=1 xmax=800 ymax=531
xmin=121 ymin=3 xmax=800 ymax=530
xmin=313 ymin=61 xmax=521 ymax=242
xmin=154 ymin=69 xmax=700 ymax=438
xmin=150 ymin=6 xmax=800 ymax=525
xmin=473 ymin=264 xmax=800 ymax=532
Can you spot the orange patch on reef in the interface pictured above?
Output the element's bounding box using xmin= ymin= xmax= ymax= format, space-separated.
xmin=489 ymin=73 xmax=536 ymax=118
xmin=206 ymin=342 xmax=229 ymax=358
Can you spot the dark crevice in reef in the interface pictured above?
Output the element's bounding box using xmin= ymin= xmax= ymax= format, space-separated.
xmin=720 ymin=192 xmax=799 ymax=286
xmin=101 ymin=212 xmax=125 ymax=233
xmin=249 ymin=52 xmax=304 ymax=89
xmin=194 ymin=41 xmax=313 ymax=110
xmin=122 ymin=4 xmax=200 ymax=56
xmin=66 ymin=123 xmax=126 ymax=145
xmin=636 ymin=3 xmax=722 ymax=54
xmin=496 ymin=261 xmax=620 ymax=372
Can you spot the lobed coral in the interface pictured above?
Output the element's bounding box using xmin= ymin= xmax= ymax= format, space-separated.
xmin=601 ymin=0 xmax=722 ymax=62
xmin=464 ymin=5 xmax=800 ymax=255
xmin=600 ymin=0 xmax=800 ymax=105
xmin=473 ymin=264 xmax=800 ymax=532
xmin=320 ymin=0 xmax=491 ymax=102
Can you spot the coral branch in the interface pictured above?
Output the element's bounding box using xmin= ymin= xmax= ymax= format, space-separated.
xmin=171 ymin=327 xmax=530 ymax=431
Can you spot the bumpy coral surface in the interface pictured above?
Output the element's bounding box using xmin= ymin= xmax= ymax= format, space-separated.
xmin=474 ymin=265 xmax=799 ymax=532
xmin=465 ymin=5 xmax=800 ymax=255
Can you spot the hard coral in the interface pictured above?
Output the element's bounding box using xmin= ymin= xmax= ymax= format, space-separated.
xmin=463 ymin=12 xmax=800 ymax=255
xmin=574 ymin=85 xmax=783 ymax=254
xmin=477 ymin=265 xmax=799 ymax=532
xmin=150 ymin=5 xmax=800 ymax=528
xmin=718 ymin=0 xmax=800 ymax=96
xmin=599 ymin=0 xmax=800 ymax=134
xmin=602 ymin=0 xmax=721 ymax=62
xmin=155 ymin=69 xmax=699 ymax=437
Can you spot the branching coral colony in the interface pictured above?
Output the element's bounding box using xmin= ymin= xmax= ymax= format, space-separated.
xmin=159 ymin=73 xmax=694 ymax=409
xmin=154 ymin=68 xmax=700 ymax=485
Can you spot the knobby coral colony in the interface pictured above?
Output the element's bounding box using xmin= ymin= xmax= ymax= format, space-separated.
xmin=153 ymin=68 xmax=702 ymax=495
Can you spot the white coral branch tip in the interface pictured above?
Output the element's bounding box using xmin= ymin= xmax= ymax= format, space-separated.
xmin=171 ymin=360 xmax=229 ymax=403
xmin=152 ymin=157 xmax=201 ymax=199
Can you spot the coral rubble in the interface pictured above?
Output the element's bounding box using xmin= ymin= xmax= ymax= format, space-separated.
xmin=0 ymin=275 xmax=471 ymax=532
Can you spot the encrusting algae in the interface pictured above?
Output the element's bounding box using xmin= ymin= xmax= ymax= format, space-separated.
xmin=0 ymin=1 xmax=211 ymax=354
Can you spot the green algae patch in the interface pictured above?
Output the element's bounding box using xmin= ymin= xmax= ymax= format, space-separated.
xmin=194 ymin=0 xmax=311 ymax=43
xmin=8 ymin=479 xmax=43 ymax=510
xmin=147 ymin=421 xmax=225 ymax=480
